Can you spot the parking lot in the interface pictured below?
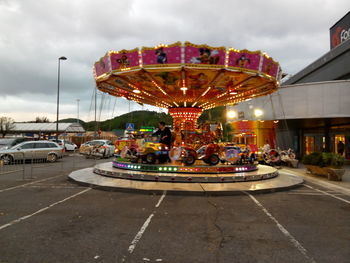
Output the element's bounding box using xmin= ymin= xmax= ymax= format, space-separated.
xmin=0 ymin=155 xmax=349 ymax=263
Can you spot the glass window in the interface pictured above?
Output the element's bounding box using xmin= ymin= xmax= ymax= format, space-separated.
xmin=305 ymin=136 xmax=315 ymax=155
xmin=49 ymin=143 xmax=58 ymax=148
xmin=21 ymin=143 xmax=35 ymax=149
xmin=34 ymin=143 xmax=47 ymax=149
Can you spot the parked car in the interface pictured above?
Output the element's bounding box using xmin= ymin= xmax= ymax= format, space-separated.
xmin=0 ymin=141 xmax=63 ymax=164
xmin=50 ymin=139 xmax=78 ymax=151
xmin=79 ymin=140 xmax=115 ymax=158
xmin=0 ymin=137 xmax=31 ymax=150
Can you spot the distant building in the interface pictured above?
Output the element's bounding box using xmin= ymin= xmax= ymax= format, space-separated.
xmin=9 ymin=122 xmax=85 ymax=138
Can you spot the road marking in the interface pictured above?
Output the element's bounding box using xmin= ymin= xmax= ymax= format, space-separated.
xmin=155 ymin=191 xmax=167 ymax=208
xmin=25 ymin=185 xmax=85 ymax=189
xmin=0 ymin=169 xmax=24 ymax=176
xmin=0 ymin=174 xmax=64 ymax=193
xmin=287 ymin=193 xmax=344 ymax=196
xmin=128 ymin=191 xmax=167 ymax=254
xmin=0 ymin=188 xmax=91 ymax=231
xmin=282 ymin=168 xmax=350 ymax=196
xmin=245 ymin=192 xmax=317 ymax=263
xmin=304 ymin=184 xmax=350 ymax=204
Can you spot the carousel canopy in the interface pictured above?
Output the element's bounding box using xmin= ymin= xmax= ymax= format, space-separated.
xmin=94 ymin=42 xmax=281 ymax=110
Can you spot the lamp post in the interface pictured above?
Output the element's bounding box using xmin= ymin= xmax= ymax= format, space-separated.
xmin=56 ymin=56 xmax=67 ymax=141
xmin=76 ymin=99 xmax=80 ymax=124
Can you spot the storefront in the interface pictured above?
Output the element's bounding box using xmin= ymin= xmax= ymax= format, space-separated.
xmin=228 ymin=120 xmax=277 ymax=149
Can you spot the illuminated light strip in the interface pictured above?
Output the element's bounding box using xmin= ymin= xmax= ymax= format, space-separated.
xmin=224 ymin=49 xmax=230 ymax=68
xmin=201 ymin=86 xmax=211 ymax=97
xmin=113 ymin=161 xmax=256 ymax=174
xmin=155 ymin=43 xmax=168 ymax=49
xmin=138 ymin=49 xmax=143 ymax=67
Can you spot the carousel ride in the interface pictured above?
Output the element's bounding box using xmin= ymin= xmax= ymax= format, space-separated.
xmin=90 ymin=42 xmax=283 ymax=184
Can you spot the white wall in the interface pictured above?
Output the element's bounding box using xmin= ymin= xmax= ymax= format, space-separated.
xmin=230 ymin=80 xmax=350 ymax=120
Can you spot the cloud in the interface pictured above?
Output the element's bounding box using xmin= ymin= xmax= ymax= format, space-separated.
xmin=0 ymin=0 xmax=348 ymax=121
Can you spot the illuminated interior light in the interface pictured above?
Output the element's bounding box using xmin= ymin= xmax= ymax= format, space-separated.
xmin=226 ymin=110 xmax=237 ymax=119
xmin=254 ymin=108 xmax=263 ymax=117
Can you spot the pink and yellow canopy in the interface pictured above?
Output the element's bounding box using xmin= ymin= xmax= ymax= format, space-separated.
xmin=94 ymin=42 xmax=281 ymax=110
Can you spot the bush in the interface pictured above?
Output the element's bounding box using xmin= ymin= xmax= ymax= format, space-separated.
xmin=302 ymin=152 xmax=324 ymax=166
xmin=302 ymin=152 xmax=344 ymax=168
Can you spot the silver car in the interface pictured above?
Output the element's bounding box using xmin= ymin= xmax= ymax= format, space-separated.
xmin=0 ymin=141 xmax=63 ymax=164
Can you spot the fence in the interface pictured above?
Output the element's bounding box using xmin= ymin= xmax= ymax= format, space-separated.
xmin=0 ymin=150 xmax=111 ymax=180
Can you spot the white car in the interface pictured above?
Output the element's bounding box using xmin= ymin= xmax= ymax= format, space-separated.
xmin=80 ymin=140 xmax=115 ymax=158
xmin=50 ymin=139 xmax=78 ymax=151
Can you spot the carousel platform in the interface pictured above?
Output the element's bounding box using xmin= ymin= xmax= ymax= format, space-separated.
xmin=68 ymin=162 xmax=304 ymax=195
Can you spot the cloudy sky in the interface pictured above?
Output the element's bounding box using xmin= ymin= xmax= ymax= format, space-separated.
xmin=0 ymin=0 xmax=348 ymax=122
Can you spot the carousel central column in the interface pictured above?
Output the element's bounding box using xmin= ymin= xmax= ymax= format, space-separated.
xmin=168 ymin=107 xmax=203 ymax=132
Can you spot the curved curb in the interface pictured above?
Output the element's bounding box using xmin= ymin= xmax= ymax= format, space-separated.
xmin=68 ymin=167 xmax=304 ymax=196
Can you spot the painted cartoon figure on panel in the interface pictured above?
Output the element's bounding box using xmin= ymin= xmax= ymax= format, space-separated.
xmin=117 ymin=53 xmax=130 ymax=68
xmin=188 ymin=73 xmax=209 ymax=89
xmin=236 ymin=54 xmax=250 ymax=68
xmin=191 ymin=48 xmax=220 ymax=64
xmin=155 ymin=48 xmax=167 ymax=64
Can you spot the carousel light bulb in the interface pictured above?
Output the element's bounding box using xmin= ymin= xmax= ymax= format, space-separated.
xmin=133 ymin=89 xmax=141 ymax=94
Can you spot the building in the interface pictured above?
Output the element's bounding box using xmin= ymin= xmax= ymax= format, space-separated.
xmin=229 ymin=12 xmax=350 ymax=159
xmin=10 ymin=122 xmax=85 ymax=138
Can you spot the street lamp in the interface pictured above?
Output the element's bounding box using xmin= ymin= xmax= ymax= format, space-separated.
xmin=56 ymin=56 xmax=67 ymax=141
xmin=76 ymin=99 xmax=80 ymax=124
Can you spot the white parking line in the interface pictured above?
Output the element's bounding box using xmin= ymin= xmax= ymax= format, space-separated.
xmin=128 ymin=191 xmax=167 ymax=254
xmin=287 ymin=193 xmax=344 ymax=196
xmin=282 ymin=168 xmax=350 ymax=196
xmin=0 ymin=188 xmax=91 ymax=231
xmin=155 ymin=191 xmax=166 ymax=208
xmin=245 ymin=192 xmax=317 ymax=263
xmin=304 ymin=184 xmax=350 ymax=205
xmin=0 ymin=174 xmax=64 ymax=193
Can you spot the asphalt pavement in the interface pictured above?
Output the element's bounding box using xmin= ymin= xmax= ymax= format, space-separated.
xmin=0 ymin=155 xmax=349 ymax=263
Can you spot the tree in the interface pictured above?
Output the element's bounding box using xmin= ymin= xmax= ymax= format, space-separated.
xmin=0 ymin=117 xmax=15 ymax=138
xmin=34 ymin=116 xmax=50 ymax=123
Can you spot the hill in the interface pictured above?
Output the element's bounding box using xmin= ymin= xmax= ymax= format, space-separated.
xmin=61 ymin=107 xmax=226 ymax=132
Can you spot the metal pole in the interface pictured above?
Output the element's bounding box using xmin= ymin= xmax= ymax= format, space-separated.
xmin=56 ymin=59 xmax=61 ymax=141
xmin=56 ymin=56 xmax=67 ymax=141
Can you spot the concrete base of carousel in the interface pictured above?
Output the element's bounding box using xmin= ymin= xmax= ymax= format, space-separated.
xmin=68 ymin=162 xmax=304 ymax=195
